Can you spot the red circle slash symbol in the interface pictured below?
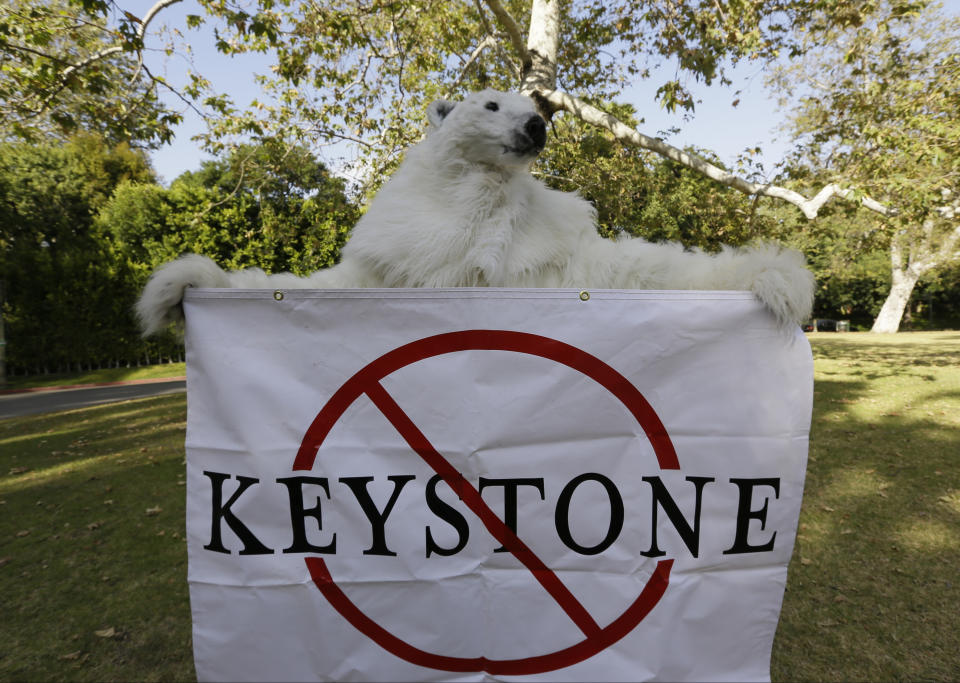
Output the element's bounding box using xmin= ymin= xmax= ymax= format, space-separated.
xmin=294 ymin=330 xmax=679 ymax=675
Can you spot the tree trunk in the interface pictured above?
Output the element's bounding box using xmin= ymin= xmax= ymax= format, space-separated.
xmin=871 ymin=267 xmax=920 ymax=333
xmin=522 ymin=0 xmax=559 ymax=93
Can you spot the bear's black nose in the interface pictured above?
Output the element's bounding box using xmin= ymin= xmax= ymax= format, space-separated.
xmin=525 ymin=115 xmax=547 ymax=150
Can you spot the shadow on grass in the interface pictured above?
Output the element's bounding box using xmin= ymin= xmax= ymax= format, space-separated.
xmin=0 ymin=393 xmax=195 ymax=682
xmin=811 ymin=340 xmax=960 ymax=367
xmin=772 ymin=371 xmax=960 ymax=680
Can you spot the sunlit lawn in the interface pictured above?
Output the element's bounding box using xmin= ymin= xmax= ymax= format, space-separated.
xmin=3 ymin=363 xmax=186 ymax=392
xmin=1 ymin=331 xmax=957 ymax=681
xmin=771 ymin=331 xmax=960 ymax=681
xmin=0 ymin=394 xmax=192 ymax=681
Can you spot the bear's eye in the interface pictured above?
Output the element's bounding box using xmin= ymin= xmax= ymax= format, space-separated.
xmin=484 ymin=101 xmax=499 ymax=112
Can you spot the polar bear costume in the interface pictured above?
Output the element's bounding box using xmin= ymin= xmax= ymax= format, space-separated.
xmin=137 ymin=89 xmax=814 ymax=336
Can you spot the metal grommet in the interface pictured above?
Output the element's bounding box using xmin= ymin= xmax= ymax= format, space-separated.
xmin=579 ymin=290 xmax=590 ymax=301
xmin=273 ymin=290 xmax=284 ymax=301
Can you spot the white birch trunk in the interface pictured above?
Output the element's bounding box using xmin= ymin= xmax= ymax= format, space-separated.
xmin=871 ymin=222 xmax=960 ymax=332
xmin=871 ymin=239 xmax=921 ymax=334
xmin=871 ymin=268 xmax=920 ymax=333
xmin=522 ymin=0 xmax=559 ymax=93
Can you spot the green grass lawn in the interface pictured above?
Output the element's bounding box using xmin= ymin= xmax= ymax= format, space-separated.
xmin=0 ymin=394 xmax=192 ymax=681
xmin=1 ymin=331 xmax=957 ymax=681
xmin=772 ymin=331 xmax=960 ymax=680
xmin=2 ymin=363 xmax=186 ymax=392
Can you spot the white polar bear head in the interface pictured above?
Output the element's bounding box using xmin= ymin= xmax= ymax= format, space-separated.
xmin=424 ymin=89 xmax=548 ymax=170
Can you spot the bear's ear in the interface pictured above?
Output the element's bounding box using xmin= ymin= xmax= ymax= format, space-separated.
xmin=427 ymin=99 xmax=456 ymax=128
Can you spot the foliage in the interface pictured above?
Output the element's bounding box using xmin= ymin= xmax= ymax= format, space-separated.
xmin=0 ymin=134 xmax=162 ymax=372
xmin=539 ymin=105 xmax=777 ymax=249
xmin=0 ymin=135 xmax=357 ymax=375
xmin=769 ymin=199 xmax=887 ymax=327
xmin=174 ymin=0 xmax=921 ymax=190
xmin=2 ymin=1 xmax=921 ymax=189
xmin=775 ymin=1 xmax=959 ymax=222
xmin=910 ymin=261 xmax=960 ymax=329
xmin=4 ymin=0 xmax=957 ymax=334
xmin=100 ymin=139 xmax=358 ymax=277
xmin=600 ymin=0 xmax=902 ymax=109
xmin=774 ymin=181 xmax=960 ymax=330
xmin=0 ymin=0 xmax=182 ymax=147
xmin=772 ymin=0 xmax=960 ymax=331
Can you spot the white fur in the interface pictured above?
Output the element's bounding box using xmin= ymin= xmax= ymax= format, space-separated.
xmin=138 ymin=89 xmax=814 ymax=336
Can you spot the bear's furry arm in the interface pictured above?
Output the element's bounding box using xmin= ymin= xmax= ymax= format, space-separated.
xmin=135 ymin=254 xmax=377 ymax=336
xmin=136 ymin=255 xmax=229 ymax=336
xmin=571 ymin=235 xmax=815 ymax=327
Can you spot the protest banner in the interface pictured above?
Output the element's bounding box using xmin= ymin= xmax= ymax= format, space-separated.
xmin=183 ymin=288 xmax=813 ymax=682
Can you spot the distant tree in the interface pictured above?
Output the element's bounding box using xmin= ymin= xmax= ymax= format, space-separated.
xmin=772 ymin=1 xmax=960 ymax=332
xmin=100 ymin=140 xmax=358 ymax=279
xmin=0 ymin=136 xmax=355 ymax=375
xmin=913 ymin=262 xmax=960 ymax=329
xmin=771 ymin=199 xmax=892 ymax=327
xmin=0 ymin=134 xmax=155 ymax=373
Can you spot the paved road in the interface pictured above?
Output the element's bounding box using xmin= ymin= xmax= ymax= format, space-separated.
xmin=0 ymin=380 xmax=186 ymax=419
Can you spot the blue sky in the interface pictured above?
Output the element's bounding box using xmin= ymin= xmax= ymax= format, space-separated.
xmin=135 ymin=1 xmax=791 ymax=186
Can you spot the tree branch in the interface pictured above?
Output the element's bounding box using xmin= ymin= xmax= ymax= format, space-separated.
xmin=472 ymin=0 xmax=519 ymax=79
xmin=798 ymin=184 xmax=895 ymax=218
xmin=141 ymin=62 xmax=206 ymax=121
xmin=33 ymin=0 xmax=183 ymax=117
xmin=481 ymin=0 xmax=530 ymax=67
xmin=59 ymin=0 xmax=182 ymax=83
xmin=2 ymin=42 xmax=75 ymax=66
xmin=522 ymin=0 xmax=560 ymax=95
xmin=451 ymin=35 xmax=498 ymax=89
xmin=536 ymin=87 xmax=899 ymax=221
xmin=139 ymin=0 xmax=182 ymax=38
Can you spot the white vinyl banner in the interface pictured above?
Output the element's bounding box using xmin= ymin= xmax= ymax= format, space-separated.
xmin=183 ymin=288 xmax=813 ymax=683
